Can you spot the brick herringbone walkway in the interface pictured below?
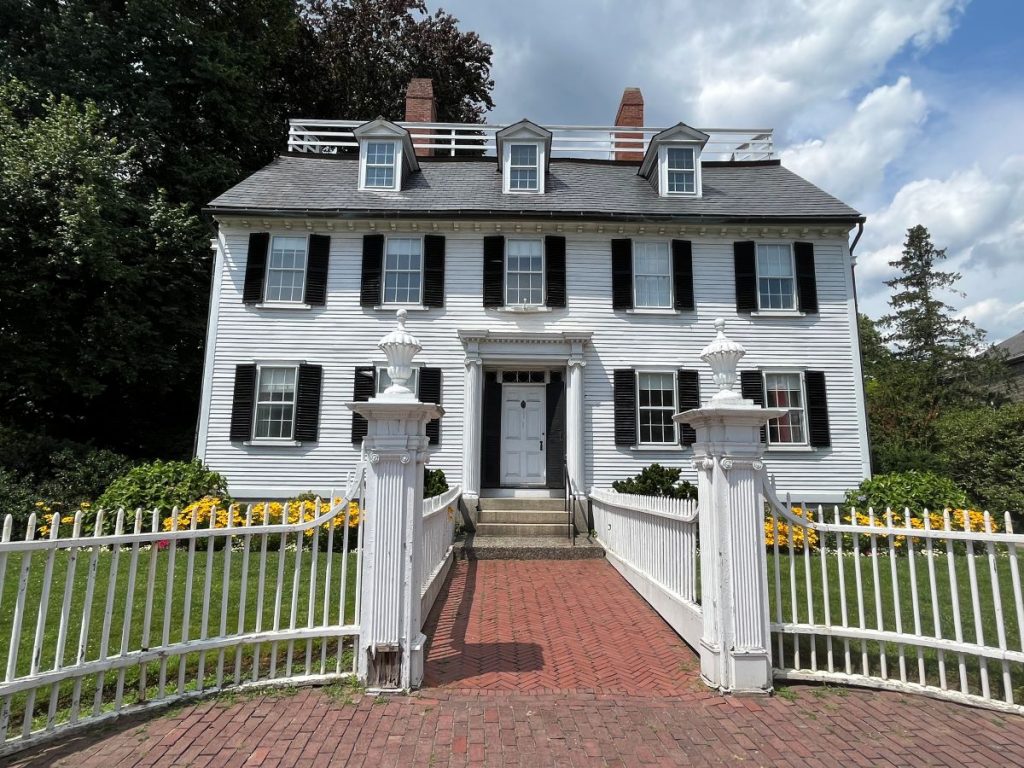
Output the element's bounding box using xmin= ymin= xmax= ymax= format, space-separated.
xmin=423 ymin=559 xmax=698 ymax=694
xmin=9 ymin=558 xmax=1024 ymax=767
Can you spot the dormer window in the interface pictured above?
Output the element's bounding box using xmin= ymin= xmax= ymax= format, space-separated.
xmin=508 ymin=144 xmax=539 ymax=191
xmin=496 ymin=119 xmax=552 ymax=195
xmin=639 ymin=123 xmax=709 ymax=198
xmin=364 ymin=141 xmax=399 ymax=189
xmin=665 ymin=147 xmax=696 ymax=194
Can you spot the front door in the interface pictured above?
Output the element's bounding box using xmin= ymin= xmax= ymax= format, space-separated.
xmin=500 ymin=384 xmax=546 ymax=486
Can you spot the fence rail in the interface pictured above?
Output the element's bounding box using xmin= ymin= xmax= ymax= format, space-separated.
xmin=762 ymin=475 xmax=1024 ymax=714
xmin=420 ymin=485 xmax=461 ymax=624
xmin=590 ymin=489 xmax=701 ymax=647
xmin=287 ymin=120 xmax=775 ymax=162
xmin=0 ymin=468 xmax=365 ymax=756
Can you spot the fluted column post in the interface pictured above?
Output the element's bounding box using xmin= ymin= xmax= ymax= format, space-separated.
xmin=566 ymin=354 xmax=586 ymax=490
xmin=348 ymin=310 xmax=442 ymax=690
xmin=676 ymin=319 xmax=785 ymax=694
xmin=461 ymin=355 xmax=483 ymax=513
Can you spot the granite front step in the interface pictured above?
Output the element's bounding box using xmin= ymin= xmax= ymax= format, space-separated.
xmin=455 ymin=534 xmax=605 ymax=560
xmin=474 ymin=522 xmax=571 ymax=537
xmin=477 ymin=510 xmax=567 ymax=524
xmin=477 ymin=497 xmax=565 ymax=512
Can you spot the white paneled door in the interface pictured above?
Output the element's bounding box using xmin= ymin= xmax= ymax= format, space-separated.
xmin=500 ymin=384 xmax=546 ymax=486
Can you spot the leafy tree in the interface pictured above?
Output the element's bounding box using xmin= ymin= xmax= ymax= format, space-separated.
xmin=612 ymin=464 xmax=697 ymax=500
xmin=936 ymin=404 xmax=1024 ymax=513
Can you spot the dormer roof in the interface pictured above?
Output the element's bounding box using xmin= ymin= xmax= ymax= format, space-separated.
xmin=638 ymin=123 xmax=710 ymax=178
xmin=352 ymin=117 xmax=420 ymax=174
xmin=495 ymin=119 xmax=553 ymax=170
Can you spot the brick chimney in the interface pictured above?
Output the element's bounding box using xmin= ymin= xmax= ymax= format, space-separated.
xmin=405 ymin=78 xmax=436 ymax=157
xmin=614 ymin=87 xmax=644 ymax=162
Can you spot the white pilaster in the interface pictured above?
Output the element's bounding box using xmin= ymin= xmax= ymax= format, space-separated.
xmin=566 ymin=355 xmax=586 ymax=490
xmin=461 ymin=355 xmax=483 ymax=509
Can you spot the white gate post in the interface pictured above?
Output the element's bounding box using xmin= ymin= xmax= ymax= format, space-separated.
xmin=675 ymin=319 xmax=786 ymax=694
xmin=348 ymin=310 xmax=442 ymax=690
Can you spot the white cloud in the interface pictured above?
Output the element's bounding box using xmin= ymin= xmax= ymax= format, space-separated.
xmin=782 ymin=77 xmax=927 ymax=205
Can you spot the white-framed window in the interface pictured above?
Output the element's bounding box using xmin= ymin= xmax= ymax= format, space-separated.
xmin=506 ymin=239 xmax=544 ymax=305
xmin=666 ymin=147 xmax=696 ymax=194
xmin=362 ymin=140 xmax=399 ymax=190
xmin=265 ymin=235 xmax=308 ymax=303
xmin=764 ymin=372 xmax=807 ymax=445
xmin=756 ymin=244 xmax=797 ymax=310
xmin=375 ymin=365 xmax=419 ymax=396
xmin=637 ymin=371 xmax=677 ymax=445
xmin=508 ymin=144 xmax=539 ymax=191
xmin=383 ymin=237 xmax=423 ymax=305
xmin=633 ymin=241 xmax=672 ymax=308
xmin=253 ymin=366 xmax=297 ymax=439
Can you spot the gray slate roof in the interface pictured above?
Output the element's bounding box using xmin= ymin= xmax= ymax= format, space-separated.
xmin=996 ymin=330 xmax=1024 ymax=361
xmin=207 ymin=155 xmax=863 ymax=224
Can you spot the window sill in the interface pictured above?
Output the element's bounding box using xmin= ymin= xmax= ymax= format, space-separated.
xmin=244 ymin=440 xmax=304 ymax=447
xmin=765 ymin=444 xmax=814 ymax=453
xmin=630 ymin=445 xmax=688 ymax=452
xmin=750 ymin=310 xmax=806 ymax=318
xmin=373 ymin=304 xmax=430 ymax=312
xmin=255 ymin=302 xmax=313 ymax=311
xmin=494 ymin=305 xmax=552 ymax=314
xmin=626 ymin=308 xmax=680 ymax=315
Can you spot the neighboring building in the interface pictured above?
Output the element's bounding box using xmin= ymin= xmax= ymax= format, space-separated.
xmin=994 ymin=330 xmax=1024 ymax=400
xmin=197 ymin=80 xmax=870 ymax=507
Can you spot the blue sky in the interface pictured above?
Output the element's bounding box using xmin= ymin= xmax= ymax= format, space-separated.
xmin=439 ymin=0 xmax=1024 ymax=342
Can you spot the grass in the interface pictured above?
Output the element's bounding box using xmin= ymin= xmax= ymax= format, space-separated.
xmin=769 ymin=547 xmax=1024 ymax=703
xmin=0 ymin=540 xmax=360 ymax=736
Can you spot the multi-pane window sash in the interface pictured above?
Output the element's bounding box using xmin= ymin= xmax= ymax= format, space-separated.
xmin=265 ymin=236 xmax=308 ymax=302
xmin=506 ymin=239 xmax=544 ymax=305
xmin=376 ymin=366 xmax=419 ymax=396
xmin=765 ymin=372 xmax=806 ymax=444
xmin=633 ymin=242 xmax=672 ymax=308
xmin=364 ymin=141 xmax=397 ymax=189
xmin=383 ymin=237 xmax=423 ymax=304
xmin=508 ymin=144 xmax=539 ymax=191
xmin=666 ymin=147 xmax=696 ymax=194
xmin=757 ymin=244 xmax=796 ymax=310
xmin=637 ymin=371 xmax=676 ymax=444
xmin=254 ymin=366 xmax=297 ymax=439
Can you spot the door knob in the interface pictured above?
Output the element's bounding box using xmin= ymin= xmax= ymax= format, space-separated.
xmin=539 ymin=440 xmax=543 ymax=450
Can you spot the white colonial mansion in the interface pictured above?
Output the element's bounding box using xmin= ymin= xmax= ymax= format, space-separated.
xmin=196 ymin=80 xmax=869 ymax=509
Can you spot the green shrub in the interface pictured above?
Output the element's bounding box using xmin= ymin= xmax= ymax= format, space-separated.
xmin=844 ymin=471 xmax=969 ymax=514
xmin=36 ymin=446 xmax=134 ymax=508
xmin=612 ymin=463 xmax=697 ymax=500
xmin=424 ymin=468 xmax=449 ymax=499
xmin=97 ymin=459 xmax=227 ymax=514
xmin=0 ymin=466 xmax=39 ymax=534
xmin=936 ymin=404 xmax=1024 ymax=513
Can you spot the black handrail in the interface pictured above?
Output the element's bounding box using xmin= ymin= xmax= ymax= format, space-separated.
xmin=564 ymin=461 xmax=577 ymax=546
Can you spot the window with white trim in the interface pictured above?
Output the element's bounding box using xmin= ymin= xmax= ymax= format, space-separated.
xmin=506 ymin=239 xmax=544 ymax=305
xmin=637 ymin=371 xmax=677 ymax=445
xmin=254 ymin=366 xmax=297 ymax=439
xmin=507 ymin=143 xmax=539 ymax=191
xmin=375 ymin=366 xmax=419 ymax=396
xmin=265 ymin=236 xmax=308 ymax=303
xmin=633 ymin=241 xmax=672 ymax=308
xmin=363 ymin=141 xmax=399 ymax=189
xmin=764 ymin=372 xmax=806 ymax=444
xmin=666 ymin=147 xmax=696 ymax=193
xmin=383 ymin=237 xmax=422 ymax=304
xmin=756 ymin=244 xmax=796 ymax=310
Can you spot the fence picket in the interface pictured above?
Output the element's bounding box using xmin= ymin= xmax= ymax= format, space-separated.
xmin=816 ymin=506 xmax=832 ymax=673
xmin=833 ymin=507 xmax=851 ymax=675
xmin=48 ymin=511 xmax=82 ymax=728
xmin=306 ymin=503 xmax=320 ymax=676
xmin=904 ymin=509 xmax=926 ymax=686
xmin=138 ymin=510 xmax=160 ymax=704
xmin=24 ymin=510 xmax=61 ymax=735
xmin=253 ymin=504 xmax=271 ymax=683
xmin=868 ymin=508 xmax=887 ymax=679
xmin=886 ymin=508 xmax=906 ymax=684
xmin=70 ymin=511 xmax=103 ymax=724
xmin=234 ymin=505 xmax=254 ymax=686
xmin=158 ymin=509 xmax=179 ymax=700
xmin=983 ymin=513 xmax=1012 ymax=704
xmin=91 ymin=510 xmax=126 ymax=718
xmin=115 ymin=510 xmax=144 ymax=712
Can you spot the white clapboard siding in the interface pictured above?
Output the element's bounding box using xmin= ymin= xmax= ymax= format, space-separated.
xmin=199 ymin=224 xmax=868 ymax=502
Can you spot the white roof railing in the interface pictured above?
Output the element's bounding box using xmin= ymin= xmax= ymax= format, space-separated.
xmin=286 ymin=119 xmax=774 ymax=162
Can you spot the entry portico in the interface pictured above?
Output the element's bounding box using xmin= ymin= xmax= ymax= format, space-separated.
xmin=459 ymin=329 xmax=591 ymax=511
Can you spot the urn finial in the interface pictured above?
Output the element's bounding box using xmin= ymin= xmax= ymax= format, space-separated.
xmin=700 ymin=318 xmax=747 ymax=405
xmin=376 ymin=309 xmax=422 ymax=401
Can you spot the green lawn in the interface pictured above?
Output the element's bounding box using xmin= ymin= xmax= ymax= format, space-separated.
xmin=0 ymin=539 xmax=360 ymax=735
xmin=769 ymin=549 xmax=1024 ymax=703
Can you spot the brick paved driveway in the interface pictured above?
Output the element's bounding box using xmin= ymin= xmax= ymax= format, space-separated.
xmin=9 ymin=559 xmax=1024 ymax=767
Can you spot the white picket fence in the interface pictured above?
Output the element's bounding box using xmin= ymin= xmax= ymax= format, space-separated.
xmin=762 ymin=476 xmax=1024 ymax=714
xmin=0 ymin=468 xmax=366 ymax=756
xmin=420 ymin=485 xmax=461 ymax=624
xmin=590 ymin=489 xmax=702 ymax=648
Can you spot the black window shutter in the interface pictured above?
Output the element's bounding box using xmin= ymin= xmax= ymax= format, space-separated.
xmin=294 ymin=364 xmax=323 ymax=442
xmin=672 ymin=240 xmax=695 ymax=311
xmin=304 ymin=235 xmax=331 ymax=306
xmin=734 ymin=241 xmax=758 ymax=313
xmin=794 ymin=242 xmax=818 ymax=314
xmin=740 ymin=370 xmax=767 ymax=443
xmin=423 ymin=235 xmax=445 ymax=308
xmin=350 ymin=366 xmax=376 ymax=443
xmin=544 ymin=235 xmax=567 ymax=308
xmin=419 ymin=367 xmax=442 ymax=445
xmin=483 ymin=235 xmax=505 ymax=307
xmin=480 ymin=372 xmax=502 ymax=487
xmin=242 ymin=233 xmax=270 ymax=305
xmin=613 ymin=369 xmax=637 ymax=446
xmin=805 ymin=370 xmax=831 ymax=447
xmin=546 ymin=371 xmax=566 ymax=489
xmin=360 ymin=234 xmax=385 ymax=307
xmin=676 ymin=369 xmax=700 ymax=445
xmin=229 ymin=364 xmax=257 ymax=441
xmin=611 ymin=239 xmax=633 ymax=310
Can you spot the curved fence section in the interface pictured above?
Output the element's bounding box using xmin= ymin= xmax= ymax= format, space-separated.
xmin=762 ymin=475 xmax=1024 ymax=714
xmin=590 ymin=489 xmax=701 ymax=647
xmin=420 ymin=485 xmax=461 ymax=624
xmin=0 ymin=468 xmax=365 ymax=756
